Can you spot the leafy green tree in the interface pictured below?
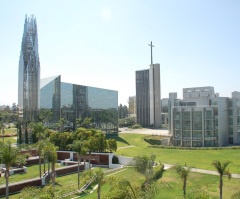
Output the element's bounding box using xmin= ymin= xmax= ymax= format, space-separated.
xmin=211 ymin=160 xmax=231 ymax=199
xmin=185 ymin=186 xmax=212 ymax=199
xmin=95 ymin=131 xmax=107 ymax=152
xmin=19 ymin=185 xmax=63 ymax=199
xmin=68 ymin=140 xmax=87 ymax=188
xmin=131 ymin=154 xmax=156 ymax=185
xmin=0 ymin=141 xmax=20 ymax=199
xmin=171 ymin=164 xmax=191 ymax=198
xmin=82 ymin=117 xmax=92 ymax=129
xmin=107 ymin=138 xmax=117 ymax=152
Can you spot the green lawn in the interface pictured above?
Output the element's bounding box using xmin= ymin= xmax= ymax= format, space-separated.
xmin=115 ymin=133 xmax=240 ymax=173
xmin=62 ymin=167 xmax=240 ymax=199
xmin=1 ymin=136 xmax=17 ymax=144
xmin=0 ymin=163 xmax=63 ymax=187
xmin=4 ymin=128 xmax=17 ymax=136
xmin=5 ymin=132 xmax=240 ymax=198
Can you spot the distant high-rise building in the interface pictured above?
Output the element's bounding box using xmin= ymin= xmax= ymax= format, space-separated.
xmin=128 ymin=96 xmax=136 ymax=115
xmin=135 ymin=64 xmax=161 ymax=127
xmin=18 ymin=15 xmax=40 ymax=122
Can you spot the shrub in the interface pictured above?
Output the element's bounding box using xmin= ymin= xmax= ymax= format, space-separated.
xmin=132 ymin=124 xmax=142 ymax=129
xmin=112 ymin=155 xmax=119 ymax=164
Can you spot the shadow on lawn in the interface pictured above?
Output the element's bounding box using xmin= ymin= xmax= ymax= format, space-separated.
xmin=112 ymin=137 xmax=130 ymax=146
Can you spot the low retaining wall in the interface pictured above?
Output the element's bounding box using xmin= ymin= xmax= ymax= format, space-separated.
xmin=0 ymin=178 xmax=41 ymax=196
xmin=117 ymin=156 xmax=133 ymax=165
xmin=0 ymin=164 xmax=84 ymax=197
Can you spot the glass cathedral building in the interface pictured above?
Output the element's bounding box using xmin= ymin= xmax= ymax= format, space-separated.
xmin=40 ymin=75 xmax=118 ymax=134
xmin=18 ymin=15 xmax=40 ymax=122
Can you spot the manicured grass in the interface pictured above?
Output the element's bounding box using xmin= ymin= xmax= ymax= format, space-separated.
xmin=1 ymin=136 xmax=17 ymax=144
xmin=4 ymin=128 xmax=17 ymax=135
xmin=7 ymin=166 xmax=240 ymax=199
xmin=115 ymin=133 xmax=240 ymax=173
xmin=6 ymin=131 xmax=240 ymax=198
xmin=0 ymin=163 xmax=63 ymax=187
xmin=55 ymin=167 xmax=240 ymax=199
xmin=110 ymin=135 xmax=131 ymax=148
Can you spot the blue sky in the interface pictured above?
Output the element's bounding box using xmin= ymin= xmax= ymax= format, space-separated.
xmin=0 ymin=0 xmax=240 ymax=106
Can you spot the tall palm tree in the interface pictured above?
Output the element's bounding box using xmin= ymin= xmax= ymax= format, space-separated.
xmin=0 ymin=141 xmax=20 ymax=199
xmin=44 ymin=142 xmax=58 ymax=186
xmin=211 ymin=160 xmax=231 ymax=199
xmin=94 ymin=167 xmax=105 ymax=199
xmin=68 ymin=140 xmax=87 ymax=189
xmin=172 ymin=164 xmax=191 ymax=198
xmin=35 ymin=140 xmax=45 ymax=178
xmin=0 ymin=121 xmax=5 ymax=143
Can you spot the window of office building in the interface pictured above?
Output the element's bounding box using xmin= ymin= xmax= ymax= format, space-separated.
xmin=205 ymin=130 xmax=213 ymax=137
xmin=192 ymin=141 xmax=202 ymax=147
xmin=182 ymin=140 xmax=191 ymax=147
xmin=175 ymin=130 xmax=181 ymax=138
xmin=193 ymin=111 xmax=202 ymax=121
xmin=229 ymin=128 xmax=233 ymax=135
xmin=205 ymin=140 xmax=214 ymax=147
xmin=229 ymin=118 xmax=233 ymax=125
xmin=205 ymin=120 xmax=212 ymax=130
xmin=193 ymin=121 xmax=202 ymax=130
xmin=193 ymin=130 xmax=202 ymax=138
xmin=174 ymin=140 xmax=181 ymax=146
xmin=175 ymin=120 xmax=180 ymax=129
xmin=175 ymin=112 xmax=180 ymax=120
xmin=183 ymin=112 xmax=190 ymax=120
xmin=183 ymin=131 xmax=190 ymax=138
xmin=205 ymin=110 xmax=212 ymax=120
xmin=183 ymin=121 xmax=191 ymax=130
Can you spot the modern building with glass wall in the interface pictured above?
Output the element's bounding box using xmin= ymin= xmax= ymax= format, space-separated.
xmin=40 ymin=75 xmax=118 ymax=134
xmin=169 ymin=86 xmax=240 ymax=147
xmin=18 ymin=15 xmax=40 ymax=122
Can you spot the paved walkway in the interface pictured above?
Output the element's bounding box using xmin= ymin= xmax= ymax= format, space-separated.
xmin=163 ymin=164 xmax=240 ymax=179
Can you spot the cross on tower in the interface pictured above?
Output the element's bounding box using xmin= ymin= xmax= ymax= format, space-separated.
xmin=148 ymin=41 xmax=155 ymax=65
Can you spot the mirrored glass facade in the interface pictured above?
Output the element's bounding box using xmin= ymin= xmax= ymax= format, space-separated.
xmin=18 ymin=15 xmax=40 ymax=122
xmin=40 ymin=76 xmax=118 ymax=134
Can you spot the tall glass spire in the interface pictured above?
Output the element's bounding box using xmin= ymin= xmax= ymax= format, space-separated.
xmin=18 ymin=15 xmax=40 ymax=122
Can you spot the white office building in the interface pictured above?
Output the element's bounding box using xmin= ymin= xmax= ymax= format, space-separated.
xmin=169 ymin=87 xmax=240 ymax=147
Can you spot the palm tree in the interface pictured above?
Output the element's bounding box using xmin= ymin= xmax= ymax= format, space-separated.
xmin=35 ymin=140 xmax=45 ymax=178
xmin=68 ymin=140 xmax=87 ymax=189
xmin=106 ymin=176 xmax=137 ymax=199
xmin=0 ymin=141 xmax=20 ymax=199
xmin=94 ymin=167 xmax=105 ymax=199
xmin=172 ymin=164 xmax=191 ymax=198
xmin=44 ymin=142 xmax=58 ymax=186
xmin=0 ymin=121 xmax=5 ymax=143
xmin=211 ymin=160 xmax=231 ymax=199
xmin=29 ymin=122 xmax=46 ymax=143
